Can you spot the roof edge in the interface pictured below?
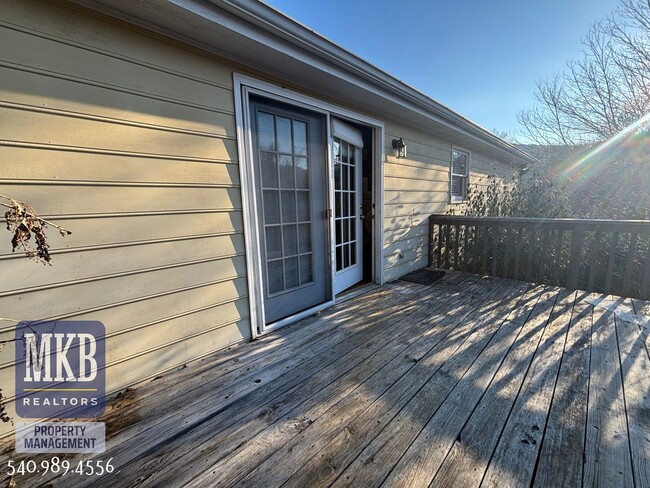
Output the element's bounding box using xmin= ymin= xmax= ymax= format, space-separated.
xmin=215 ymin=0 xmax=535 ymax=164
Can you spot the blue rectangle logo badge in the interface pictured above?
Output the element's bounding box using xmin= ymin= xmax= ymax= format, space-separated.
xmin=15 ymin=321 xmax=105 ymax=419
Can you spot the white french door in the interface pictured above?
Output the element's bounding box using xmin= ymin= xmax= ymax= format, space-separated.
xmin=332 ymin=119 xmax=364 ymax=295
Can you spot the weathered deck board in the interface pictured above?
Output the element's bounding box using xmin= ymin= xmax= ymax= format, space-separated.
xmin=428 ymin=287 xmax=556 ymax=488
xmin=583 ymin=302 xmax=635 ymax=488
xmin=109 ymin=274 xmax=484 ymax=486
xmin=190 ymin=278 xmax=519 ymax=488
xmin=2 ymin=271 xmax=648 ymax=488
xmin=615 ymin=304 xmax=650 ymax=488
xmin=478 ymin=289 xmax=574 ymax=488
xmin=283 ymin=283 xmax=534 ymax=488
xmin=531 ymin=298 xmax=591 ymax=488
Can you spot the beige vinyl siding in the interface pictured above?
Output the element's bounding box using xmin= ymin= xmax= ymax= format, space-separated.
xmin=0 ymin=0 xmax=247 ymax=438
xmin=383 ymin=122 xmax=515 ymax=281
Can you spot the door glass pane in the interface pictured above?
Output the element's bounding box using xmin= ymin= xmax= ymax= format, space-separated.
xmin=334 ymin=163 xmax=341 ymax=190
xmin=336 ymin=219 xmax=342 ymax=245
xmin=258 ymin=110 xmax=316 ymax=297
xmin=299 ymin=223 xmax=311 ymax=253
xmin=277 ymin=117 xmax=292 ymax=153
xmin=300 ymin=254 xmax=313 ymax=284
xmin=334 ymin=140 xmax=360 ymax=273
xmin=267 ymin=260 xmax=283 ymax=294
xmin=258 ymin=112 xmax=275 ymax=151
xmin=293 ymin=121 xmax=307 ymax=156
xmin=261 ymin=152 xmax=278 ymax=188
xmin=350 ymin=242 xmax=356 ymax=266
xmin=266 ymin=226 xmax=282 ymax=260
xmin=283 ymin=224 xmax=298 ymax=256
xmin=297 ymin=191 xmax=310 ymax=222
xmin=281 ymin=191 xmax=296 ymax=222
xmin=285 ymin=256 xmax=299 ymax=288
xmin=263 ymin=190 xmax=280 ymax=224
xmin=295 ymin=157 xmax=309 ymax=189
xmin=279 ymin=155 xmax=294 ymax=188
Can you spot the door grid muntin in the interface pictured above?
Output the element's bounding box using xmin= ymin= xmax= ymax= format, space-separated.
xmin=257 ymin=110 xmax=315 ymax=297
xmin=333 ymin=137 xmax=359 ymax=273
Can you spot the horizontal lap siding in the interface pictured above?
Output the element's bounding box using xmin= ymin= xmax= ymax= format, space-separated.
xmin=0 ymin=0 xmax=247 ymax=438
xmin=383 ymin=122 xmax=514 ymax=281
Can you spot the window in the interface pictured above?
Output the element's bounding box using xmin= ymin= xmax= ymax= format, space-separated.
xmin=450 ymin=148 xmax=470 ymax=202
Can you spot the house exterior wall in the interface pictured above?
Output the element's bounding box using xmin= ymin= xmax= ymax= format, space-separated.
xmin=383 ymin=121 xmax=515 ymax=281
xmin=0 ymin=0 xmax=517 ymax=438
xmin=0 ymin=0 xmax=249 ymax=437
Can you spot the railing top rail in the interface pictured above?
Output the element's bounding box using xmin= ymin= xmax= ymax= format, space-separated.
xmin=429 ymin=214 xmax=650 ymax=232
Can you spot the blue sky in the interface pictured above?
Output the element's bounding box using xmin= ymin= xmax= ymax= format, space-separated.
xmin=264 ymin=0 xmax=621 ymax=140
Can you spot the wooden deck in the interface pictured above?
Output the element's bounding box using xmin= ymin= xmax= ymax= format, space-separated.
xmin=3 ymin=271 xmax=649 ymax=487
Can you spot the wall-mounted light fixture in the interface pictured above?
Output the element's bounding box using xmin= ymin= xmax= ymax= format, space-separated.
xmin=392 ymin=138 xmax=407 ymax=159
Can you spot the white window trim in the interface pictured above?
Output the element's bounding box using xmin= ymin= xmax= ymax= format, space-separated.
xmin=233 ymin=73 xmax=385 ymax=339
xmin=450 ymin=146 xmax=471 ymax=203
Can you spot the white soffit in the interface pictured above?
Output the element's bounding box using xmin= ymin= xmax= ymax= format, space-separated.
xmin=67 ymin=0 xmax=535 ymax=165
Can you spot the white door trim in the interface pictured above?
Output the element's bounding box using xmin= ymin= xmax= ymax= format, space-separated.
xmin=233 ymin=73 xmax=385 ymax=339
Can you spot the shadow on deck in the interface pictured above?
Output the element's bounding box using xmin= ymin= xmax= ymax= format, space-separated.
xmin=2 ymin=270 xmax=649 ymax=487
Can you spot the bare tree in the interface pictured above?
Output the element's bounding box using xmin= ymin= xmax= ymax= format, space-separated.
xmin=518 ymin=0 xmax=650 ymax=145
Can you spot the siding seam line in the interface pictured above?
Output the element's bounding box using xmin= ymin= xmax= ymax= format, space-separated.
xmin=0 ymin=178 xmax=239 ymax=189
xmin=0 ymin=21 xmax=234 ymax=92
xmin=0 ymin=231 xmax=244 ymax=261
xmin=0 ymin=101 xmax=235 ymax=140
xmin=37 ymin=209 xmax=241 ymax=220
xmin=0 ymin=273 xmax=247 ymax=335
xmin=0 ymin=139 xmax=236 ymax=164
xmin=0 ymin=61 xmax=235 ymax=116
xmin=0 ymin=252 xmax=245 ymax=298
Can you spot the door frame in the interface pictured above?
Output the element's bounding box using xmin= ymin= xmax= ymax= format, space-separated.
xmin=234 ymin=73 xmax=385 ymax=338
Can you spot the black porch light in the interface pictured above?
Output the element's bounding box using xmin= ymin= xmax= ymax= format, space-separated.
xmin=392 ymin=138 xmax=407 ymax=159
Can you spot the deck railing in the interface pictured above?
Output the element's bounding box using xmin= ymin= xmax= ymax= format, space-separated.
xmin=428 ymin=214 xmax=650 ymax=300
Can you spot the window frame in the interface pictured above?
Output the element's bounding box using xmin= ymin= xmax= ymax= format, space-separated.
xmin=449 ymin=146 xmax=471 ymax=203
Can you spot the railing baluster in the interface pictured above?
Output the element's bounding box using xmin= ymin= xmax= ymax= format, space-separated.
xmin=444 ymin=224 xmax=451 ymax=269
xmin=641 ymin=240 xmax=650 ymax=300
xmin=462 ymin=225 xmax=469 ymax=272
xmin=491 ymin=226 xmax=500 ymax=276
xmin=513 ymin=226 xmax=522 ymax=281
xmin=567 ymin=227 xmax=585 ymax=290
xmin=454 ymin=224 xmax=460 ymax=270
xmin=587 ymin=231 xmax=602 ymax=291
xmin=622 ymin=232 xmax=638 ymax=297
xmin=538 ymin=228 xmax=550 ymax=283
xmin=481 ymin=225 xmax=488 ymax=276
xmin=604 ymin=232 xmax=619 ymax=295
xmin=437 ymin=223 xmax=443 ymax=268
xmin=472 ymin=226 xmax=481 ymax=274
xmin=525 ymin=228 xmax=535 ymax=282
xmin=503 ymin=226 xmax=511 ymax=279
xmin=554 ymin=229 xmax=564 ymax=286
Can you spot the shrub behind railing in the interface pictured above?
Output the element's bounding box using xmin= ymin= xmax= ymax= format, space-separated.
xmin=429 ymin=215 xmax=650 ymax=300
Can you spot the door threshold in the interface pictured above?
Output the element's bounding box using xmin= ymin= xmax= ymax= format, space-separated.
xmin=335 ymin=282 xmax=379 ymax=304
xmin=261 ymin=300 xmax=335 ymax=335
